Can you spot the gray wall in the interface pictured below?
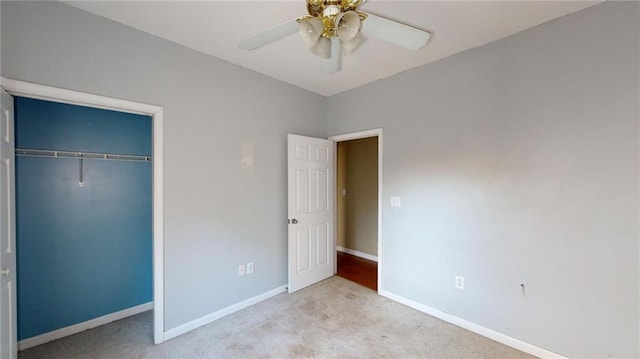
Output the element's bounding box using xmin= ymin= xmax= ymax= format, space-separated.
xmin=1 ymin=1 xmax=327 ymax=330
xmin=329 ymin=2 xmax=638 ymax=358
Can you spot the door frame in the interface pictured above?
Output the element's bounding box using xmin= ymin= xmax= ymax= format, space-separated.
xmin=0 ymin=77 xmax=165 ymax=345
xmin=329 ymin=128 xmax=383 ymax=292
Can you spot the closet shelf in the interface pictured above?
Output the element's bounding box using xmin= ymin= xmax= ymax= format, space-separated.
xmin=15 ymin=148 xmax=152 ymax=162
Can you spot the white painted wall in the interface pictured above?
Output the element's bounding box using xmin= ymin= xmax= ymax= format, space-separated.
xmin=328 ymin=2 xmax=639 ymax=358
xmin=1 ymin=1 xmax=327 ymax=331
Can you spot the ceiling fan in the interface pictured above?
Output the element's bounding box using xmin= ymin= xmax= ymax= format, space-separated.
xmin=237 ymin=0 xmax=432 ymax=74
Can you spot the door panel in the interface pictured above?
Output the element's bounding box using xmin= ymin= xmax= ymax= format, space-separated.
xmin=296 ymin=227 xmax=310 ymax=272
xmin=316 ymin=223 xmax=329 ymax=265
xmin=288 ymin=134 xmax=335 ymax=293
xmin=0 ymin=89 xmax=17 ymax=359
xmin=316 ymin=169 xmax=329 ymax=211
xmin=296 ymin=169 xmax=311 ymax=213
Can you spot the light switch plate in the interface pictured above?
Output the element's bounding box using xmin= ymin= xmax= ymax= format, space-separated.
xmin=390 ymin=196 xmax=401 ymax=207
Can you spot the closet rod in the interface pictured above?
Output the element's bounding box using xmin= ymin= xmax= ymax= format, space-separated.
xmin=15 ymin=148 xmax=152 ymax=162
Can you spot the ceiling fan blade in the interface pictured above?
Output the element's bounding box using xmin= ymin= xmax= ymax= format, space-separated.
xmin=321 ymin=38 xmax=341 ymax=74
xmin=363 ymin=12 xmax=431 ymax=50
xmin=238 ymin=19 xmax=299 ymax=50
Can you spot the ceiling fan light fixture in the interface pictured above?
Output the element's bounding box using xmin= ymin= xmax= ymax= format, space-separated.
xmin=323 ymin=4 xmax=341 ymax=18
xmin=238 ymin=0 xmax=433 ymax=74
xmin=335 ymin=10 xmax=361 ymax=41
xmin=310 ymin=36 xmax=332 ymax=59
xmin=341 ymin=32 xmax=365 ymax=54
xmin=306 ymin=0 xmax=324 ymax=7
xmin=298 ymin=17 xmax=324 ymax=47
xmin=341 ymin=0 xmax=363 ymax=10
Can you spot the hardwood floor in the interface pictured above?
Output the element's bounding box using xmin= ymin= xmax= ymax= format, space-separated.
xmin=336 ymin=251 xmax=378 ymax=291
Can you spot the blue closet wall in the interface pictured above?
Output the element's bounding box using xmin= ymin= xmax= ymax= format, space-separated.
xmin=15 ymin=97 xmax=152 ymax=340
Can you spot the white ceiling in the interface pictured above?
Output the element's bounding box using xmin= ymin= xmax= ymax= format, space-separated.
xmin=64 ymin=1 xmax=601 ymax=97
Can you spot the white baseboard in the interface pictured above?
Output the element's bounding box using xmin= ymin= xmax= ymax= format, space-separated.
xmin=18 ymin=302 xmax=153 ymax=351
xmin=379 ymin=290 xmax=567 ymax=359
xmin=337 ymin=246 xmax=378 ymax=262
xmin=163 ymin=285 xmax=287 ymax=341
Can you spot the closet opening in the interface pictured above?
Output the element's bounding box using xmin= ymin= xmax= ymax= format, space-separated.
xmin=13 ymin=96 xmax=155 ymax=350
xmin=1 ymin=78 xmax=165 ymax=353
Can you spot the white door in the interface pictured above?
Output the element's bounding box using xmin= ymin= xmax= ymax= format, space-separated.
xmin=0 ymin=89 xmax=16 ymax=358
xmin=287 ymin=134 xmax=335 ymax=293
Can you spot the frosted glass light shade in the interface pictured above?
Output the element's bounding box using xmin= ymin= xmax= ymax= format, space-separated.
xmin=341 ymin=33 xmax=365 ymax=54
xmin=335 ymin=11 xmax=361 ymax=41
xmin=298 ymin=17 xmax=324 ymax=47
xmin=310 ymin=37 xmax=331 ymax=59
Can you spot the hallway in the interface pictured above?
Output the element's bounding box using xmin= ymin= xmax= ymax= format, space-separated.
xmin=336 ymin=251 xmax=377 ymax=291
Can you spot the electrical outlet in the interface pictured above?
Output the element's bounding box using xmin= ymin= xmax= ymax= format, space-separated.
xmin=455 ymin=276 xmax=464 ymax=290
xmin=247 ymin=262 xmax=254 ymax=274
xmin=390 ymin=196 xmax=401 ymax=207
xmin=238 ymin=264 xmax=245 ymax=276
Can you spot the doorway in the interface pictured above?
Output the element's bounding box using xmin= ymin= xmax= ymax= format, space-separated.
xmin=0 ymin=78 xmax=165 ymax=354
xmin=330 ymin=129 xmax=382 ymax=292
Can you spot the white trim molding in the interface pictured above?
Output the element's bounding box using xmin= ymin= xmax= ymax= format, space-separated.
xmin=0 ymin=78 xmax=161 ymax=115
xmin=336 ymin=246 xmax=378 ymax=262
xmin=164 ymin=285 xmax=287 ymax=341
xmin=1 ymin=77 xmax=165 ymax=345
xmin=18 ymin=302 xmax=153 ymax=351
xmin=329 ymin=128 xmax=383 ymax=293
xmin=379 ymin=290 xmax=568 ymax=359
xmin=330 ymin=128 xmax=382 ymax=142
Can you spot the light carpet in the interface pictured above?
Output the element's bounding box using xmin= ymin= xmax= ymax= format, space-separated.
xmin=19 ymin=276 xmax=537 ymax=358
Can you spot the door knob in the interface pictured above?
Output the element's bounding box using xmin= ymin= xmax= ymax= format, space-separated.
xmin=291 ymin=218 xmax=298 ymax=224
xmin=1 ymin=268 xmax=9 ymax=276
